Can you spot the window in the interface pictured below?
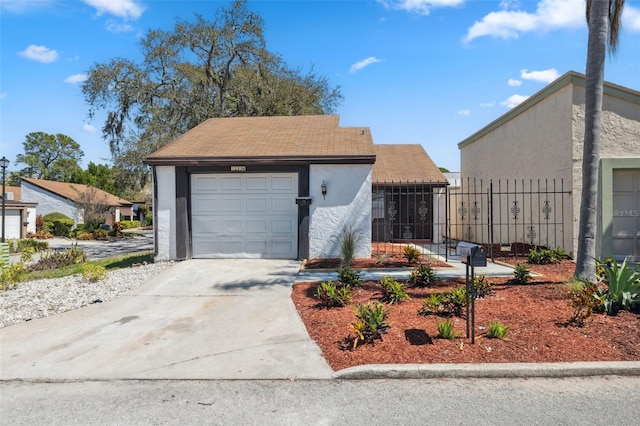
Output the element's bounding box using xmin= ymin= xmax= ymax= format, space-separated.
xmin=372 ymin=190 xmax=385 ymax=219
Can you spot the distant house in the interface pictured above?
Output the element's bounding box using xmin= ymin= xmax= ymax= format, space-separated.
xmin=371 ymin=145 xmax=448 ymax=243
xmin=458 ymin=71 xmax=640 ymax=261
xmin=21 ymin=178 xmax=133 ymax=226
xmin=0 ymin=186 xmax=37 ymax=239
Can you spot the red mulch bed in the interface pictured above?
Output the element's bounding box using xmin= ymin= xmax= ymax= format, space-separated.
xmin=304 ymin=242 xmax=451 ymax=269
xmin=291 ymin=259 xmax=640 ymax=371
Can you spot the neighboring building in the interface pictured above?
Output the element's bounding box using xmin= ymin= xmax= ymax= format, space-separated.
xmin=21 ymin=178 xmax=133 ymax=226
xmin=145 ymin=115 xmax=375 ymax=261
xmin=0 ymin=185 xmax=37 ymax=239
xmin=371 ymin=144 xmax=448 ymax=243
xmin=458 ymin=71 xmax=640 ymax=261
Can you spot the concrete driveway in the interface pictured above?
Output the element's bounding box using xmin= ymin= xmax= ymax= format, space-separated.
xmin=0 ymin=259 xmax=333 ymax=380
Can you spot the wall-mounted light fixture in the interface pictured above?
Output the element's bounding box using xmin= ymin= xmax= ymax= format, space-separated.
xmin=321 ymin=180 xmax=327 ymax=200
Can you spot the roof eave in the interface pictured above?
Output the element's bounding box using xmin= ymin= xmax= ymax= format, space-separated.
xmin=144 ymin=155 xmax=377 ymax=166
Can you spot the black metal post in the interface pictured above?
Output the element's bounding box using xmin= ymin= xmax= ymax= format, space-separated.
xmin=1 ymin=157 xmax=8 ymax=243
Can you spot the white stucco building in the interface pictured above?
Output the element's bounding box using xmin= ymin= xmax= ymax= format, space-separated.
xmin=458 ymin=71 xmax=640 ymax=261
xmin=145 ymin=115 xmax=375 ymax=261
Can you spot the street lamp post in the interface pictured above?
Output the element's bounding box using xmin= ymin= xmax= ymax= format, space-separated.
xmin=0 ymin=156 xmax=9 ymax=243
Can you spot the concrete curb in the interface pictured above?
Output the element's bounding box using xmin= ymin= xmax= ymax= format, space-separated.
xmin=333 ymin=361 xmax=640 ymax=380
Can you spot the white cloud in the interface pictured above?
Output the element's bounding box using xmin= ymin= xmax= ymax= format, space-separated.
xmin=508 ymin=78 xmax=522 ymax=87
xmin=501 ymin=94 xmax=529 ymax=108
xmin=480 ymin=101 xmax=496 ymax=108
xmin=521 ymin=68 xmax=560 ymax=83
xmin=350 ymin=57 xmax=383 ymax=74
xmin=83 ymin=124 xmax=96 ymax=132
xmin=458 ymin=109 xmax=471 ymax=116
xmin=106 ymin=20 xmax=135 ymax=33
xmin=65 ymin=74 xmax=88 ymax=84
xmin=18 ymin=45 xmax=58 ymax=63
xmin=464 ymin=0 xmax=586 ymax=42
xmin=378 ymin=0 xmax=464 ymax=15
xmin=623 ymin=5 xmax=640 ymax=32
xmin=83 ymin=0 xmax=144 ymax=20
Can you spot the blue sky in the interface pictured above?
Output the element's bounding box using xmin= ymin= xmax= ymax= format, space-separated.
xmin=1 ymin=0 xmax=639 ymax=174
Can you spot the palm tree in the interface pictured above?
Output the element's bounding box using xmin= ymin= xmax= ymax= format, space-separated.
xmin=575 ymin=0 xmax=625 ymax=282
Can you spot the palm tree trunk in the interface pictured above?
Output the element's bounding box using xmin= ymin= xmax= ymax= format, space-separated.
xmin=574 ymin=0 xmax=609 ymax=281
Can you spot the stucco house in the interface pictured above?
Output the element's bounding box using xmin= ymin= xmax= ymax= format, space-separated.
xmin=458 ymin=71 xmax=640 ymax=261
xmin=371 ymin=144 xmax=448 ymax=243
xmin=0 ymin=186 xmax=37 ymax=239
xmin=145 ymin=115 xmax=376 ymax=261
xmin=21 ymin=178 xmax=134 ymax=226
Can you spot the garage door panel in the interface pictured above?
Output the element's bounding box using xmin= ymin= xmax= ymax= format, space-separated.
xmin=272 ymin=175 xmax=296 ymax=191
xmin=192 ymin=173 xmax=298 ymax=259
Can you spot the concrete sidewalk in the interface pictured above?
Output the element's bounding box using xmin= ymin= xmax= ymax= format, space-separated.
xmin=0 ymin=259 xmax=333 ymax=381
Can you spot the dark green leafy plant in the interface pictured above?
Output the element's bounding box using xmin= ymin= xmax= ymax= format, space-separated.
xmin=315 ymin=280 xmax=352 ymax=308
xmin=436 ymin=319 xmax=460 ymax=339
xmin=473 ymin=274 xmax=494 ymax=298
xmin=486 ymin=321 xmax=511 ymax=339
xmin=349 ymin=302 xmax=390 ymax=349
xmin=337 ymin=267 xmax=362 ymax=287
xmin=513 ymin=264 xmax=531 ymax=284
xmin=408 ymin=264 xmax=438 ymax=287
xmin=418 ymin=293 xmax=444 ymax=316
xmin=378 ymin=276 xmax=410 ymax=304
xmin=440 ymin=287 xmax=467 ymax=317
xmin=594 ymin=258 xmax=640 ymax=315
xmin=402 ymin=245 xmax=421 ymax=264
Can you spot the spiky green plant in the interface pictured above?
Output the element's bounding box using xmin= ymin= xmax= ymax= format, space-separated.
xmin=436 ymin=319 xmax=460 ymax=339
xmin=486 ymin=321 xmax=511 ymax=340
xmin=595 ymin=258 xmax=640 ymax=315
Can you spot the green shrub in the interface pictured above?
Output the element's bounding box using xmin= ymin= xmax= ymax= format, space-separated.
xmin=81 ymin=263 xmax=108 ymax=282
xmin=340 ymin=228 xmax=358 ymax=267
xmin=402 ymin=245 xmax=421 ymax=263
xmin=349 ymin=302 xmax=390 ymax=349
xmin=378 ymin=276 xmax=410 ymax=304
xmin=440 ymin=287 xmax=467 ymax=317
xmin=473 ymin=274 xmax=494 ymax=298
xmin=337 ymin=267 xmax=362 ymax=287
xmin=418 ymin=293 xmax=444 ymax=316
xmin=528 ymin=246 xmax=570 ymax=265
xmin=595 ymin=257 xmax=640 ymax=315
xmin=93 ymin=228 xmax=109 ymax=240
xmin=436 ymin=319 xmax=460 ymax=339
xmin=513 ymin=264 xmax=531 ymax=284
xmin=42 ymin=213 xmax=74 ymax=237
xmin=552 ymin=247 xmax=570 ymax=260
xmin=0 ymin=263 xmax=25 ymax=290
xmin=486 ymin=321 xmax=511 ymax=339
xmin=120 ymin=220 xmax=141 ymax=229
xmin=408 ymin=264 xmax=438 ymax=287
xmin=315 ymin=280 xmax=352 ymax=308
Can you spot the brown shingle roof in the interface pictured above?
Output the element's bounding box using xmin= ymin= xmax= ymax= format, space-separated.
xmin=372 ymin=145 xmax=448 ymax=183
xmin=21 ymin=178 xmax=132 ymax=206
xmin=2 ymin=186 xmax=21 ymax=201
xmin=144 ymin=115 xmax=375 ymax=165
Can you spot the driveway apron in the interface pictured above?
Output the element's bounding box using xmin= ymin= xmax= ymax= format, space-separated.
xmin=0 ymin=259 xmax=333 ymax=380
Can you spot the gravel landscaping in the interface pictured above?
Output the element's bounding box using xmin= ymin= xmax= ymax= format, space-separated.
xmin=0 ymin=261 xmax=175 ymax=328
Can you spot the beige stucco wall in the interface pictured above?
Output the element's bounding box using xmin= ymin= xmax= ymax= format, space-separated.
xmin=570 ymin=87 xmax=640 ymax=257
xmin=459 ymin=84 xmax=575 ymax=253
xmin=460 ymin=77 xmax=640 ymax=257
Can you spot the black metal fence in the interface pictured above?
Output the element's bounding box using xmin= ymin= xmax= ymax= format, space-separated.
xmin=371 ymin=178 xmax=571 ymax=260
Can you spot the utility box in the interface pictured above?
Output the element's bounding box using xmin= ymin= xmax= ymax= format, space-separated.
xmin=456 ymin=242 xmax=487 ymax=267
xmin=0 ymin=242 xmax=9 ymax=268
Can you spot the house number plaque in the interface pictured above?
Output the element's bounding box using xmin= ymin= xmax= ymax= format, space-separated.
xmin=230 ymin=166 xmax=246 ymax=172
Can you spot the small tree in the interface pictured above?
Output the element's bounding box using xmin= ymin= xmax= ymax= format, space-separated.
xmin=75 ymin=187 xmax=112 ymax=230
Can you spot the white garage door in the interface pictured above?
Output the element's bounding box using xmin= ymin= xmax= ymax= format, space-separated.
xmin=191 ymin=173 xmax=298 ymax=259
xmin=2 ymin=210 xmax=22 ymax=240
xmin=612 ymin=169 xmax=640 ymax=261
